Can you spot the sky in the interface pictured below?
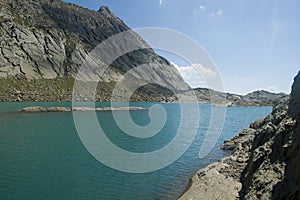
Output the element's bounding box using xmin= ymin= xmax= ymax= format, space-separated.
xmin=64 ymin=0 xmax=300 ymax=95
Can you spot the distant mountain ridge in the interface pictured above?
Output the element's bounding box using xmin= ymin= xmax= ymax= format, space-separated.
xmin=194 ymin=88 xmax=288 ymax=106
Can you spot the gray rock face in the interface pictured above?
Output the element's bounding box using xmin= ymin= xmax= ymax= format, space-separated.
xmin=0 ymin=0 xmax=87 ymax=79
xmin=289 ymin=71 xmax=300 ymax=120
xmin=221 ymin=128 xmax=256 ymax=150
xmin=179 ymin=160 xmax=243 ymax=200
xmin=238 ymin=97 xmax=294 ymax=199
xmin=238 ymin=71 xmax=300 ymax=200
xmin=180 ymin=71 xmax=300 ymax=200
xmin=0 ymin=0 xmax=188 ymax=91
xmin=180 ymin=128 xmax=257 ymax=200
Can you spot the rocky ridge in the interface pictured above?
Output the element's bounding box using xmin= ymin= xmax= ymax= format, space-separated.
xmin=195 ymin=88 xmax=287 ymax=107
xmin=179 ymin=71 xmax=300 ymax=200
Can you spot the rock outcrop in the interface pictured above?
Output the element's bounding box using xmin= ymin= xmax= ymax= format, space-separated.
xmin=19 ymin=106 xmax=147 ymax=112
xmin=178 ymin=160 xmax=243 ymax=200
xmin=179 ymin=71 xmax=300 ymax=200
xmin=179 ymin=126 xmax=259 ymax=199
xmin=221 ymin=128 xmax=257 ymax=150
xmin=239 ymin=72 xmax=300 ymax=199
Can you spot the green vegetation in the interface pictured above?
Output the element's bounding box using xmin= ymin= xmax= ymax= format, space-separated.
xmin=0 ymin=77 xmax=74 ymax=102
xmin=65 ymin=35 xmax=77 ymax=53
xmin=7 ymin=6 xmax=29 ymax=27
xmin=0 ymin=78 xmax=176 ymax=102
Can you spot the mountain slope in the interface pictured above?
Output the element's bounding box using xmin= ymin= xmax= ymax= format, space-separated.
xmin=0 ymin=0 xmax=186 ymax=92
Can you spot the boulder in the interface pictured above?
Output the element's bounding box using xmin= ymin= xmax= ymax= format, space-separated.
xmin=20 ymin=106 xmax=48 ymax=112
xmin=221 ymin=128 xmax=256 ymax=150
xmin=47 ymin=107 xmax=71 ymax=112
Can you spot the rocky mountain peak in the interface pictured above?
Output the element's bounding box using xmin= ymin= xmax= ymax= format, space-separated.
xmin=98 ymin=6 xmax=113 ymax=15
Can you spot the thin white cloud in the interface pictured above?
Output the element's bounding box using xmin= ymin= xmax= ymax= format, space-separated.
xmin=199 ymin=5 xmax=206 ymax=11
xmin=270 ymin=5 xmax=280 ymax=49
xmin=271 ymin=22 xmax=279 ymax=48
xmin=194 ymin=5 xmax=223 ymax=17
xmin=210 ymin=9 xmax=223 ymax=16
xmin=159 ymin=0 xmax=164 ymax=5
xmin=264 ymin=85 xmax=278 ymax=92
xmin=217 ymin=9 xmax=223 ymax=16
xmin=194 ymin=4 xmax=206 ymax=15
xmin=172 ymin=62 xmax=217 ymax=88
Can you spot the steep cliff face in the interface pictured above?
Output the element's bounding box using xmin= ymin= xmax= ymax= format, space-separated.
xmin=179 ymin=97 xmax=292 ymax=200
xmin=0 ymin=0 xmax=186 ymax=91
xmin=285 ymin=71 xmax=300 ymax=198
xmin=179 ymin=71 xmax=299 ymax=200
xmin=240 ymin=72 xmax=300 ymax=199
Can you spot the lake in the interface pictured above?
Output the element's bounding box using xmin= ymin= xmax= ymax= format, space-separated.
xmin=0 ymin=102 xmax=271 ymax=200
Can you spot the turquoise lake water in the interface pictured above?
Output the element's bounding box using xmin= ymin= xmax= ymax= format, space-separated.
xmin=0 ymin=102 xmax=272 ymax=200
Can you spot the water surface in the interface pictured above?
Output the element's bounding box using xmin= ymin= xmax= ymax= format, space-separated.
xmin=0 ymin=102 xmax=271 ymax=199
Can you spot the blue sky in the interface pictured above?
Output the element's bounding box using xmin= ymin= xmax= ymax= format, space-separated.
xmin=64 ymin=0 xmax=299 ymax=94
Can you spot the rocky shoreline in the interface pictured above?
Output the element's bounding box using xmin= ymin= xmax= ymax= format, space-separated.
xmin=179 ymin=129 xmax=256 ymax=199
xmin=179 ymin=71 xmax=300 ymax=200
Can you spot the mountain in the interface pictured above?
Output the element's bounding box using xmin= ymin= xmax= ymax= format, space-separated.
xmin=0 ymin=0 xmax=286 ymax=104
xmin=180 ymin=72 xmax=300 ymax=199
xmin=0 ymin=0 xmax=188 ymax=93
xmin=194 ymin=88 xmax=288 ymax=106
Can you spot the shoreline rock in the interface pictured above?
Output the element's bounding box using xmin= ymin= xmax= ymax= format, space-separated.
xmin=221 ymin=128 xmax=256 ymax=150
xmin=179 ymin=127 xmax=256 ymax=200
xmin=19 ymin=106 xmax=147 ymax=113
xmin=178 ymin=158 xmax=244 ymax=200
xmin=179 ymin=98 xmax=290 ymax=200
xmin=179 ymin=71 xmax=300 ymax=200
